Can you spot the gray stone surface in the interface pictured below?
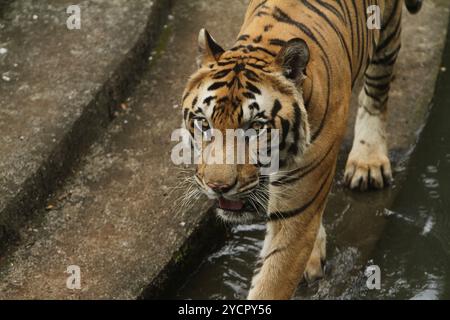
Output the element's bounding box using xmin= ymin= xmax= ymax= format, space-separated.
xmin=0 ymin=0 xmax=171 ymax=249
xmin=0 ymin=0 xmax=448 ymax=299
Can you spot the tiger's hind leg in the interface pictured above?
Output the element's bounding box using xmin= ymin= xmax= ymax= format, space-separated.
xmin=344 ymin=11 xmax=402 ymax=191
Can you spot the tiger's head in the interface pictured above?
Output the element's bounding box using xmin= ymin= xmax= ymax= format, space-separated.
xmin=180 ymin=29 xmax=311 ymax=223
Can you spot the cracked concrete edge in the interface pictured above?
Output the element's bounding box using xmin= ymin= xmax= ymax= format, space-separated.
xmin=0 ymin=0 xmax=174 ymax=252
xmin=140 ymin=209 xmax=229 ymax=300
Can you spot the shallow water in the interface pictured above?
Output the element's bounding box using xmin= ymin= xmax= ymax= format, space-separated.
xmin=361 ymin=62 xmax=450 ymax=300
xmin=175 ymin=19 xmax=450 ymax=301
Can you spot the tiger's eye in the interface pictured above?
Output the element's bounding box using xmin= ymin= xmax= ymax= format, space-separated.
xmin=201 ymin=119 xmax=209 ymax=130
xmin=251 ymin=121 xmax=265 ymax=131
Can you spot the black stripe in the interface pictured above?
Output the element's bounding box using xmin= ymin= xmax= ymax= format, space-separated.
xmin=269 ymin=38 xmax=287 ymax=47
xmin=247 ymin=81 xmax=262 ymax=95
xmin=243 ymin=92 xmax=256 ymax=100
xmin=288 ymin=102 xmax=301 ymax=155
xmin=256 ymin=11 xmax=270 ymax=17
xmin=272 ymin=6 xmax=333 ymax=141
xmin=381 ymin=0 xmax=401 ymax=31
xmin=249 ymin=102 xmax=260 ymax=111
xmin=264 ymin=24 xmax=273 ymax=32
xmin=272 ymin=141 xmax=335 ymax=186
xmin=311 ymin=55 xmax=331 ymax=141
xmin=341 ymin=1 xmax=356 ymax=86
xmin=208 ymin=81 xmax=227 ymax=91
xmin=279 ymin=117 xmax=290 ymax=150
xmin=301 ymin=0 xmax=352 ymax=78
xmin=365 ymin=72 xmax=392 ymax=82
xmin=233 ymin=63 xmax=246 ymax=74
xmin=316 ymin=0 xmax=346 ymax=23
xmin=228 ymin=76 xmax=244 ymax=89
xmin=268 ymin=169 xmax=333 ymax=221
xmin=237 ymin=34 xmax=250 ymax=42
xmin=213 ymin=69 xmax=232 ymax=79
xmin=230 ymin=44 xmax=277 ymax=57
xmin=271 ymin=99 xmax=282 ymax=118
xmin=203 ymin=96 xmax=215 ymax=106
xmin=251 ymin=0 xmax=268 ymax=16
xmin=217 ymin=96 xmax=229 ymax=104
xmin=376 ymin=17 xmax=401 ymax=53
xmin=351 ymin=0 xmax=363 ymax=83
xmin=244 ymin=69 xmax=260 ymax=81
xmin=217 ymin=60 xmax=236 ymax=67
xmin=335 ymin=0 xmax=346 ymax=22
xmin=272 ymin=7 xmax=323 ymax=53
xmin=253 ymin=35 xmax=263 ymax=43
xmin=363 ymin=86 xmax=388 ymax=105
xmin=365 ymin=80 xmax=390 ymax=92
xmin=372 ymin=45 xmax=401 ymax=65
xmin=362 ymin=0 xmax=369 ymax=72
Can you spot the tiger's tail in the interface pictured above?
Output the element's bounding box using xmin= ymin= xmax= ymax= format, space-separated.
xmin=405 ymin=0 xmax=423 ymax=14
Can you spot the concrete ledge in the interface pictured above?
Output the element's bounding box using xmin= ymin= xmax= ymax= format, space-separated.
xmin=0 ymin=0 xmax=172 ymax=251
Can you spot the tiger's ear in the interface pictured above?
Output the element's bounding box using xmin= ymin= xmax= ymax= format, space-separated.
xmin=197 ymin=28 xmax=225 ymax=68
xmin=275 ymin=38 xmax=310 ymax=83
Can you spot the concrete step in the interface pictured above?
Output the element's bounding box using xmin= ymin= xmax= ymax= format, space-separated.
xmin=0 ymin=0 xmax=172 ymax=250
xmin=0 ymin=0 xmax=449 ymax=300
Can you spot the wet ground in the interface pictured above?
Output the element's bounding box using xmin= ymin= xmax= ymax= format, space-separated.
xmin=175 ymin=5 xmax=450 ymax=300
xmin=362 ymin=49 xmax=450 ymax=300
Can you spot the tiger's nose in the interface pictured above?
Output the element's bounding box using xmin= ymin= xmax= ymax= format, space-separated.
xmin=207 ymin=182 xmax=235 ymax=194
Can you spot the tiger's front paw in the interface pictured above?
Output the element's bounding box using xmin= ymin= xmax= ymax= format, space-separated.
xmin=304 ymin=254 xmax=324 ymax=284
xmin=304 ymin=223 xmax=326 ymax=284
xmin=344 ymin=146 xmax=393 ymax=191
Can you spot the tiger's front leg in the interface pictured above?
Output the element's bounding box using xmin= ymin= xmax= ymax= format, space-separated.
xmin=248 ymin=157 xmax=336 ymax=299
xmin=344 ymin=3 xmax=403 ymax=191
xmin=248 ymin=212 xmax=322 ymax=300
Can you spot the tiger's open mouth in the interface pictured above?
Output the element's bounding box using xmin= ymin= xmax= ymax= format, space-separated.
xmin=215 ymin=197 xmax=263 ymax=224
xmin=217 ymin=197 xmax=245 ymax=212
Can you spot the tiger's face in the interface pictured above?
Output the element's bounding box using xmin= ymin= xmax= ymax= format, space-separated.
xmin=181 ymin=29 xmax=310 ymax=223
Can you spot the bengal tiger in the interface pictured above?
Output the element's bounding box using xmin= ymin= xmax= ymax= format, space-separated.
xmin=180 ymin=0 xmax=423 ymax=299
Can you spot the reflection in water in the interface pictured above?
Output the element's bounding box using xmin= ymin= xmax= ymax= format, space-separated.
xmin=176 ymin=224 xmax=264 ymax=300
xmin=176 ymin=27 xmax=450 ymax=301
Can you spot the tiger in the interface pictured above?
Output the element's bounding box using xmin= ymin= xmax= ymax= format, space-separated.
xmin=179 ymin=0 xmax=423 ymax=299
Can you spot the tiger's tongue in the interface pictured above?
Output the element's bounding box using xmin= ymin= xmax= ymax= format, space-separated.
xmin=218 ymin=197 xmax=244 ymax=211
